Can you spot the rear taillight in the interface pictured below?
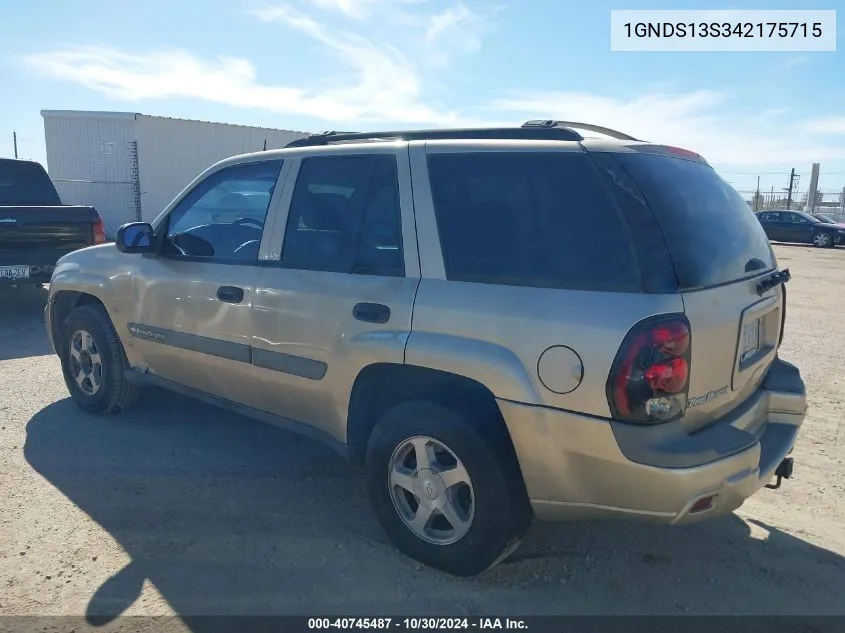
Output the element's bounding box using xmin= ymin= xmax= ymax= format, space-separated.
xmin=607 ymin=315 xmax=692 ymax=424
xmin=92 ymin=214 xmax=106 ymax=244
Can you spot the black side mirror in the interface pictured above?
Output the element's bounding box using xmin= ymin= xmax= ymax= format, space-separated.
xmin=115 ymin=222 xmax=155 ymax=254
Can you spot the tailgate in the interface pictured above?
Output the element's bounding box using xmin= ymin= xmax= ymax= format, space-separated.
xmin=0 ymin=206 xmax=94 ymax=252
xmin=681 ymin=276 xmax=783 ymax=432
xmin=595 ymin=148 xmax=785 ymax=431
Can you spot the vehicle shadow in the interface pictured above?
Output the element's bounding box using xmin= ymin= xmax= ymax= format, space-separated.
xmin=24 ymin=393 xmax=845 ymax=624
xmin=0 ymin=284 xmax=53 ymax=360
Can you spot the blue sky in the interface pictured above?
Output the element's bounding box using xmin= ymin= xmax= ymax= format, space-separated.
xmin=1 ymin=0 xmax=843 ymax=198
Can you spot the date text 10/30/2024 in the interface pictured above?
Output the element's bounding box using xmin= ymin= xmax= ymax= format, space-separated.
xmin=307 ymin=618 xmax=529 ymax=630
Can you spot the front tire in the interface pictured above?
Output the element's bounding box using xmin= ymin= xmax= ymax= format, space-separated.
xmin=59 ymin=304 xmax=140 ymax=415
xmin=365 ymin=400 xmax=532 ymax=576
xmin=812 ymin=231 xmax=833 ymax=248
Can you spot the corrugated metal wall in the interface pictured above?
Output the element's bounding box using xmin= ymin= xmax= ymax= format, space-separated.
xmin=43 ymin=112 xmax=139 ymax=237
xmin=43 ymin=111 xmax=309 ymax=235
xmin=135 ymin=116 xmax=307 ymax=221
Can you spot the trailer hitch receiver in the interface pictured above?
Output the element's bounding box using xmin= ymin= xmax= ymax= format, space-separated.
xmin=765 ymin=457 xmax=794 ymax=490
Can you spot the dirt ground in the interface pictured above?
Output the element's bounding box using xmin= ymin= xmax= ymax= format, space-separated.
xmin=1 ymin=244 xmax=843 ymax=626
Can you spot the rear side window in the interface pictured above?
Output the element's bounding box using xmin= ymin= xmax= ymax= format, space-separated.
xmin=427 ymin=152 xmax=640 ymax=292
xmin=0 ymin=159 xmax=61 ymax=205
xmin=610 ymin=152 xmax=776 ymax=290
xmin=783 ymin=212 xmax=810 ymax=224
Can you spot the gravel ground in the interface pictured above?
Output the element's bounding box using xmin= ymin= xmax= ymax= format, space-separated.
xmin=1 ymin=244 xmax=844 ymax=627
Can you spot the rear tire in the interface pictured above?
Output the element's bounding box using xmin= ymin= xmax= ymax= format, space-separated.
xmin=365 ymin=400 xmax=532 ymax=576
xmin=59 ymin=304 xmax=140 ymax=415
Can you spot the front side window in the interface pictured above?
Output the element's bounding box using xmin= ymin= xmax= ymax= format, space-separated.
xmin=786 ymin=214 xmax=809 ymax=224
xmin=280 ymin=155 xmax=404 ymax=277
xmin=163 ymin=160 xmax=283 ymax=262
xmin=427 ymin=151 xmax=640 ymax=292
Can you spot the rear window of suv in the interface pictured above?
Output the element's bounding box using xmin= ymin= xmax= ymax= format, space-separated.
xmin=607 ymin=151 xmax=776 ymax=290
xmin=427 ymin=151 xmax=641 ymax=292
xmin=0 ymin=159 xmax=62 ymax=206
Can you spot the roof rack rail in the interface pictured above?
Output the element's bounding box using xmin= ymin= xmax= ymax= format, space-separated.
xmin=285 ymin=125 xmax=586 ymax=148
xmin=283 ymin=121 xmax=641 ymax=148
xmin=521 ymin=120 xmax=641 ymax=142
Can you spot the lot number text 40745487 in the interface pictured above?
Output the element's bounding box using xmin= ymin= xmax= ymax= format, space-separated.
xmin=306 ymin=618 xmax=529 ymax=630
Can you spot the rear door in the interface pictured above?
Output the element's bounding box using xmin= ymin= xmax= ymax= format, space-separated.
xmin=594 ymin=150 xmax=783 ymax=432
xmin=246 ymin=146 xmax=418 ymax=443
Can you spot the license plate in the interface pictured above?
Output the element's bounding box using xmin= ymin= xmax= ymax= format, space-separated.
xmin=740 ymin=318 xmax=762 ymax=362
xmin=0 ymin=265 xmax=29 ymax=280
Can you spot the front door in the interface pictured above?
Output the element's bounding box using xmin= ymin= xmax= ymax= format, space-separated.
xmin=781 ymin=212 xmax=813 ymax=243
xmin=246 ymin=149 xmax=419 ymax=443
xmin=126 ymin=159 xmax=286 ymax=404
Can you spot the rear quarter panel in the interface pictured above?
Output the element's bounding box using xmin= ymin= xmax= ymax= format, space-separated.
xmin=406 ymin=139 xmax=685 ymax=416
xmin=406 ymin=279 xmax=684 ymax=416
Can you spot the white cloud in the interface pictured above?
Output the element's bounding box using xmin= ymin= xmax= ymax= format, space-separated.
xmin=305 ymin=0 xmax=424 ymax=20
xmin=20 ymin=2 xmax=845 ymax=169
xmin=488 ymin=90 xmax=845 ymax=167
xmin=802 ymin=117 xmax=845 ymax=134
xmin=22 ymin=39 xmax=459 ymax=124
xmin=784 ymin=55 xmax=810 ymax=69
xmin=425 ymin=3 xmax=485 ymax=50
xmin=248 ymin=4 xmax=466 ymax=123
xmin=24 ymin=2 xmax=492 ymax=127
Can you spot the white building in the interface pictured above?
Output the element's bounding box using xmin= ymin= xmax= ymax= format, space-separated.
xmin=41 ymin=110 xmax=308 ymax=236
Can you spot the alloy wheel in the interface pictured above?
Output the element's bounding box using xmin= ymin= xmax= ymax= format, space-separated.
xmin=388 ymin=435 xmax=475 ymax=545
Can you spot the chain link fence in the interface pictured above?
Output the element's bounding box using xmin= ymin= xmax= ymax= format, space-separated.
xmin=735 ymin=188 xmax=845 ymax=218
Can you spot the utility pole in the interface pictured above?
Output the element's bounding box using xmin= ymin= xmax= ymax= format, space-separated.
xmin=805 ymin=163 xmax=820 ymax=214
xmin=755 ymin=176 xmax=761 ymax=212
xmin=785 ymin=168 xmax=797 ymax=210
xmin=13 ymin=131 xmax=18 ymax=159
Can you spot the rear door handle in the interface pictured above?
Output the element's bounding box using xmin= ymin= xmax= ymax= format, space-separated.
xmin=217 ymin=286 xmax=244 ymax=304
xmin=353 ymin=302 xmax=390 ymax=324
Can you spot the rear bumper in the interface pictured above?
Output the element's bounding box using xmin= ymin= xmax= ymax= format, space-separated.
xmin=0 ymin=267 xmax=53 ymax=284
xmin=0 ymin=249 xmax=73 ymax=285
xmin=499 ymin=357 xmax=806 ymax=525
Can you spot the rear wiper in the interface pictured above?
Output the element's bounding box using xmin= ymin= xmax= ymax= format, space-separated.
xmin=757 ymin=268 xmax=791 ymax=296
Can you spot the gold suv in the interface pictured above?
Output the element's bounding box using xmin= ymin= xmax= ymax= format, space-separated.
xmin=45 ymin=122 xmax=806 ymax=576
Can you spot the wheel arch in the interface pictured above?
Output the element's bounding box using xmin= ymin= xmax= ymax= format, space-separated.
xmin=346 ymin=362 xmax=520 ymax=466
xmin=49 ymin=290 xmax=109 ymax=354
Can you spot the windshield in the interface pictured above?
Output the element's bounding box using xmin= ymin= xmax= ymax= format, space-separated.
xmin=815 ymin=214 xmax=837 ymax=223
xmin=608 ymin=152 xmax=776 ymax=291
